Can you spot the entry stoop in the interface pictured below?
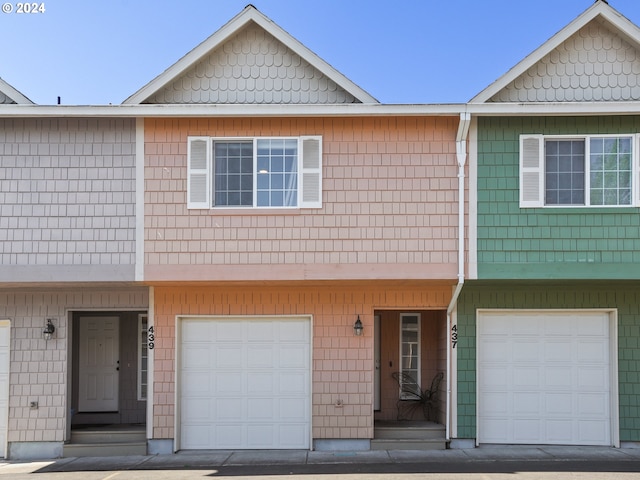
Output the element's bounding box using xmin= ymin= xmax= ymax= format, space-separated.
xmin=63 ymin=425 xmax=147 ymax=457
xmin=371 ymin=421 xmax=447 ymax=450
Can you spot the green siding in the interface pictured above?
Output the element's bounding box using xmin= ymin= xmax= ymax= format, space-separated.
xmin=477 ymin=116 xmax=640 ymax=280
xmin=456 ymin=281 xmax=640 ymax=443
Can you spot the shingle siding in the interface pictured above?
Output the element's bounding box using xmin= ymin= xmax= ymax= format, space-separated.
xmin=0 ymin=288 xmax=148 ymax=444
xmin=0 ymin=118 xmax=137 ymax=282
xmin=144 ymin=116 xmax=461 ymax=281
xmin=477 ymin=116 xmax=640 ymax=279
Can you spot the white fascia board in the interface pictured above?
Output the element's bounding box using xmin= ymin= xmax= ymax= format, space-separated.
xmin=466 ymin=101 xmax=640 ymax=116
xmin=0 ymin=103 xmax=465 ymax=118
xmin=470 ymin=2 xmax=640 ymax=104
xmin=124 ymin=6 xmax=377 ymax=105
xmin=0 ymin=78 xmax=33 ymax=104
xmin=2 ymin=102 xmax=640 ymax=118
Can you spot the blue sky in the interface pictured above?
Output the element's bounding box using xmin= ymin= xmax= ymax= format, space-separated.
xmin=2 ymin=0 xmax=640 ymax=105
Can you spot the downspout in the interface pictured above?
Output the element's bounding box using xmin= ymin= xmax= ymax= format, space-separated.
xmin=446 ymin=111 xmax=470 ymax=442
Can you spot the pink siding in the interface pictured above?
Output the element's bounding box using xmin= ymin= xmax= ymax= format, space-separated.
xmin=151 ymin=282 xmax=453 ymax=441
xmin=144 ymin=117 xmax=461 ymax=281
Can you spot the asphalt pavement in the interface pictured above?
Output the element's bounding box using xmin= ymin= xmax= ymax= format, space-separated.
xmin=1 ymin=446 xmax=640 ymax=479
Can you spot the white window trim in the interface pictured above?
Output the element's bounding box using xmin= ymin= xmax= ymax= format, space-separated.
xmin=138 ymin=313 xmax=148 ymax=401
xmin=519 ymin=133 xmax=640 ymax=208
xmin=187 ymin=135 xmax=322 ymax=210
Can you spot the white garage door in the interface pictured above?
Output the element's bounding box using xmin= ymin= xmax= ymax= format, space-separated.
xmin=0 ymin=321 xmax=9 ymax=458
xmin=179 ymin=316 xmax=311 ymax=450
xmin=477 ymin=311 xmax=614 ymax=446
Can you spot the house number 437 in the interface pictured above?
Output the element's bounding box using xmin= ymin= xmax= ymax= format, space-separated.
xmin=147 ymin=326 xmax=155 ymax=350
xmin=451 ymin=324 xmax=458 ymax=349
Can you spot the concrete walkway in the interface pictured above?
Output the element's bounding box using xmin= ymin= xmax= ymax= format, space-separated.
xmin=1 ymin=446 xmax=640 ymax=475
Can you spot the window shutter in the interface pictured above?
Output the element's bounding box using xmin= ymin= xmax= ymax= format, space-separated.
xmin=187 ymin=137 xmax=210 ymax=209
xmin=520 ymin=135 xmax=544 ymax=208
xmin=300 ymin=136 xmax=322 ymax=208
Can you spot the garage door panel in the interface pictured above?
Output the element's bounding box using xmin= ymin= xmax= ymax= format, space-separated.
xmin=578 ymin=367 xmax=607 ymax=388
xmin=578 ymin=393 xmax=607 ymax=414
xmin=544 ymin=366 xmax=572 ymax=388
xmin=216 ymin=345 xmax=243 ymax=368
xmin=578 ymin=340 xmax=607 ymax=362
xmin=513 ymin=367 xmax=539 ymax=388
xmin=480 ymin=393 xmax=508 ymax=414
xmin=513 ymin=393 xmax=540 ymax=414
xmin=279 ymin=345 xmax=309 ymax=368
xmin=180 ymin=317 xmax=310 ymax=450
xmin=216 ymin=398 xmax=244 ymax=420
xmin=248 ymin=322 xmax=275 ymax=341
xmin=181 ymin=425 xmax=210 ymax=449
xmin=247 ymin=345 xmax=274 ymax=368
xmin=216 ymin=425 xmax=243 ymax=448
xmin=247 ymin=372 xmax=274 ymax=392
xmin=545 ymin=393 xmax=572 ymax=415
xmin=182 ymin=398 xmax=211 ymax=421
xmin=579 ymin=421 xmax=608 ymax=444
xmin=216 ymin=372 xmax=242 ymax=393
xmin=514 ymin=419 xmax=541 ymax=442
xmin=480 ymin=339 xmax=510 ymax=362
xmin=182 ymin=346 xmax=211 ymax=369
xmin=248 ymin=398 xmax=274 ymax=419
xmin=279 ymin=372 xmax=308 ymax=393
xmin=182 ymin=321 xmax=210 ymax=342
xmin=545 ymin=341 xmax=573 ymax=362
xmin=478 ymin=311 xmax=612 ymax=446
xmin=279 ymin=398 xmax=307 ymax=420
xmin=546 ymin=420 xmax=573 ymax=442
xmin=513 ymin=340 xmax=540 ymax=362
xmin=279 ymin=424 xmax=309 ymax=447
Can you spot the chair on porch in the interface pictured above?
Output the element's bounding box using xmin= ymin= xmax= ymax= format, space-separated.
xmin=391 ymin=371 xmax=443 ymax=421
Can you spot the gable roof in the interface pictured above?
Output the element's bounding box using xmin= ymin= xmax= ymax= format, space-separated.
xmin=471 ymin=0 xmax=640 ymax=103
xmin=0 ymin=78 xmax=33 ymax=105
xmin=124 ymin=5 xmax=378 ymax=105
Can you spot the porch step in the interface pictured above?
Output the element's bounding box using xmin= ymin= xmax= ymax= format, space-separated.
xmin=70 ymin=427 xmax=146 ymax=444
xmin=63 ymin=442 xmax=147 ymax=458
xmin=371 ymin=438 xmax=447 ymax=450
xmin=64 ymin=426 xmax=147 ymax=457
xmin=372 ymin=421 xmax=447 ymax=450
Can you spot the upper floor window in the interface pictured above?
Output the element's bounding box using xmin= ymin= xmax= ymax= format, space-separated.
xmin=187 ymin=136 xmax=322 ymax=209
xmin=520 ymin=134 xmax=638 ymax=208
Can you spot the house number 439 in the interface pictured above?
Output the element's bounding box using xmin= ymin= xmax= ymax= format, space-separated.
xmin=147 ymin=326 xmax=155 ymax=350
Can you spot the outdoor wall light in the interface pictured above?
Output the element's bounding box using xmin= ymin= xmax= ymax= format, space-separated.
xmin=43 ymin=318 xmax=56 ymax=341
xmin=354 ymin=315 xmax=363 ymax=336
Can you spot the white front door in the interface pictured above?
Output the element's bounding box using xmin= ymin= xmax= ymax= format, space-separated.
xmin=79 ymin=316 xmax=119 ymax=412
xmin=477 ymin=310 xmax=615 ymax=446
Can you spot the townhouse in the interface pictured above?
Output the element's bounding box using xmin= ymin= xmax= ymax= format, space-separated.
xmin=0 ymin=0 xmax=639 ymax=460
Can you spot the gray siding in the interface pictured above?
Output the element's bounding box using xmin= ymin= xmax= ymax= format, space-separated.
xmin=0 ymin=118 xmax=136 ymax=282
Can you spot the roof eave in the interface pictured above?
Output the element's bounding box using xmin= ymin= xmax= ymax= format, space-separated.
xmin=0 ymin=78 xmax=34 ymax=105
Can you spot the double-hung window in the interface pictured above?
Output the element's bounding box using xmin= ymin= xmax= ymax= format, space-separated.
xmin=187 ymin=136 xmax=322 ymax=209
xmin=520 ymin=134 xmax=639 ymax=207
